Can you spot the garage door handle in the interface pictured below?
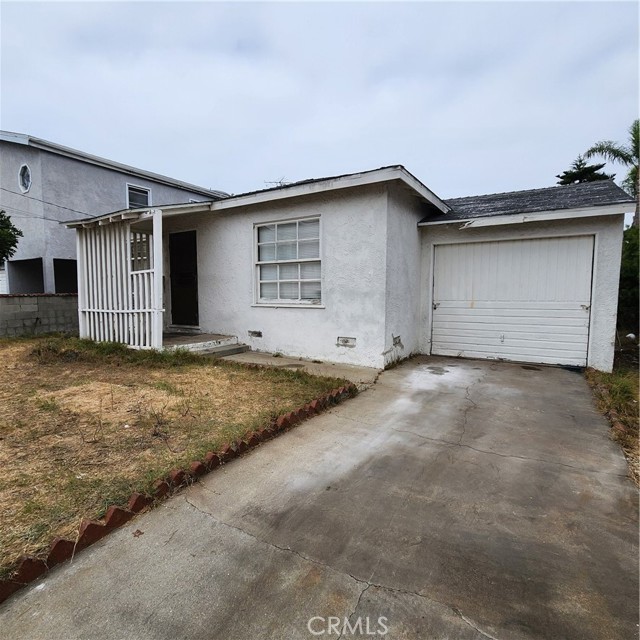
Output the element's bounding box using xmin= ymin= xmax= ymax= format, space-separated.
xmin=433 ymin=302 xmax=440 ymax=310
xmin=581 ymin=304 xmax=590 ymax=311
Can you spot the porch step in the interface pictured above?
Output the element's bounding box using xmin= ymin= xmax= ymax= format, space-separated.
xmin=164 ymin=333 xmax=239 ymax=353
xmin=198 ymin=344 xmax=251 ymax=358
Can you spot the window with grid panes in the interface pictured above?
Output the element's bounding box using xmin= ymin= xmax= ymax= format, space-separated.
xmin=256 ymin=218 xmax=321 ymax=304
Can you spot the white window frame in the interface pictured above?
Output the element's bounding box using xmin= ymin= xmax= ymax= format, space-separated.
xmin=254 ymin=216 xmax=323 ymax=307
xmin=126 ymin=183 xmax=151 ymax=209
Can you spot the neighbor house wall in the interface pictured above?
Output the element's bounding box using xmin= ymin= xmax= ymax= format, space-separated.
xmin=382 ymin=184 xmax=425 ymax=366
xmin=0 ymin=140 xmax=217 ymax=293
xmin=419 ymin=214 xmax=625 ymax=372
xmin=163 ymin=185 xmax=390 ymax=368
xmin=0 ymin=293 xmax=78 ymax=337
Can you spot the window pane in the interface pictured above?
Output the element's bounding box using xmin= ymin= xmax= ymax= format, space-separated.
xmin=260 ymin=264 xmax=277 ymax=281
xmin=300 ymin=261 xmax=321 ymax=279
xmin=301 ymin=281 xmax=321 ymax=300
xmin=280 ymin=282 xmax=299 ymax=299
xmin=128 ymin=187 xmax=149 ymax=209
xmin=277 ymin=223 xmax=297 ymax=241
xmin=260 ymin=282 xmax=278 ymax=299
xmin=298 ymin=219 xmax=319 ymax=239
xmin=259 ymin=244 xmax=276 ymax=261
xmin=279 ymin=263 xmax=298 ymax=280
xmin=258 ymin=225 xmax=275 ymax=243
xmin=276 ymin=242 xmax=297 ymax=260
xmin=298 ymin=240 xmax=319 ymax=259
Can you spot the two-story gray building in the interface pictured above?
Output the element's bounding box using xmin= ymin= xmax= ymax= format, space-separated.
xmin=0 ymin=131 xmax=226 ymax=294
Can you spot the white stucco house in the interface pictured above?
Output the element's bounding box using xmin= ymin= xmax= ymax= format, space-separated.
xmin=67 ymin=166 xmax=634 ymax=372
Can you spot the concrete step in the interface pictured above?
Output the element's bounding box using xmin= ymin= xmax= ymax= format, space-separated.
xmin=198 ymin=344 xmax=251 ymax=358
xmin=165 ymin=334 xmax=238 ymax=353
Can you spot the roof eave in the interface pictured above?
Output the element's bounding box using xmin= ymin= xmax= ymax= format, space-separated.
xmin=418 ymin=202 xmax=632 ymax=227
xmin=1 ymin=130 xmax=228 ymax=199
xmin=206 ymin=166 xmax=450 ymax=214
xmin=65 ymin=202 xmax=216 ymax=228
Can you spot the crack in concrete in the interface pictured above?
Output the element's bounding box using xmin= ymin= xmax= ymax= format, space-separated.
xmin=458 ymin=383 xmax=479 ymax=445
xmin=390 ymin=427 xmax=627 ymax=477
xmin=338 ymin=583 xmax=371 ymax=640
xmin=454 ymin=608 xmax=502 ymax=640
xmin=182 ymin=495 xmax=500 ymax=636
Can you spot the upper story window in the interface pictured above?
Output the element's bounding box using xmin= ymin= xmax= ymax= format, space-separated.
xmin=127 ymin=184 xmax=150 ymax=209
xmin=19 ymin=164 xmax=32 ymax=193
xmin=256 ymin=218 xmax=321 ymax=305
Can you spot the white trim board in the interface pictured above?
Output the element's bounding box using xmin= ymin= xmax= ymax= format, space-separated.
xmin=418 ymin=203 xmax=632 ymax=228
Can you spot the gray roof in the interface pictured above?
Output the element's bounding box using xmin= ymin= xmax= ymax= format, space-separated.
xmin=420 ymin=180 xmax=635 ymax=224
xmin=0 ymin=130 xmax=228 ymax=199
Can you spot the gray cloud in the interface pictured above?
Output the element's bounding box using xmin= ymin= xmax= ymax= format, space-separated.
xmin=2 ymin=1 xmax=637 ymax=201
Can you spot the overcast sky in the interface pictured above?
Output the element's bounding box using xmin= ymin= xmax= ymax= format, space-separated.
xmin=1 ymin=1 xmax=638 ymax=201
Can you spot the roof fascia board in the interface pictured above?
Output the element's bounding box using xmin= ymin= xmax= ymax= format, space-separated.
xmin=208 ymin=167 xmax=449 ymax=213
xmin=1 ymin=131 xmax=226 ymax=199
xmin=418 ymin=203 xmax=631 ymax=228
xmin=65 ymin=204 xmax=213 ymax=228
xmin=66 ymin=167 xmax=451 ymax=228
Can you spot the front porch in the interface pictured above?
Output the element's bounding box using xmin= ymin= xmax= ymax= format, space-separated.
xmin=71 ymin=206 xmax=230 ymax=351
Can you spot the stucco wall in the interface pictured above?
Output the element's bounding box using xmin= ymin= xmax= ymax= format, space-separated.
xmin=163 ymin=185 xmax=389 ymax=368
xmin=0 ymin=294 xmax=78 ymax=337
xmin=0 ymin=140 xmax=217 ymax=293
xmin=383 ymin=185 xmax=424 ymax=366
xmin=419 ymin=214 xmax=624 ymax=372
xmin=0 ymin=144 xmax=46 ymax=261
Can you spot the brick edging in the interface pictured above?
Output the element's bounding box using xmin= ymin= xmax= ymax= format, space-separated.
xmin=0 ymin=382 xmax=357 ymax=605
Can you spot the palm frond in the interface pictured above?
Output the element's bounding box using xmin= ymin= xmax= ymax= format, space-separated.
xmin=630 ymin=119 xmax=639 ymax=162
xmin=584 ymin=140 xmax=634 ymax=166
xmin=622 ymin=164 xmax=638 ymax=198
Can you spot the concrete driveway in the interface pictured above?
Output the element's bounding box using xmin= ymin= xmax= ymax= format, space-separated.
xmin=1 ymin=357 xmax=637 ymax=639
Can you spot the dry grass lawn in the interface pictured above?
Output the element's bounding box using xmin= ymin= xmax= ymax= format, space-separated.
xmin=0 ymin=336 xmax=347 ymax=578
xmin=586 ymin=342 xmax=639 ymax=486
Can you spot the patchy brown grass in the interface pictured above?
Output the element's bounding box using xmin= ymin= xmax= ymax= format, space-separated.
xmin=586 ymin=342 xmax=639 ymax=486
xmin=0 ymin=336 xmax=347 ymax=578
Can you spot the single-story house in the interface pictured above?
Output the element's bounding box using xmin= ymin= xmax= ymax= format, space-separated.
xmin=66 ymin=166 xmax=634 ymax=372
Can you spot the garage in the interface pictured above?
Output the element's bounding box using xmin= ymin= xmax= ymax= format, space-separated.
xmin=420 ymin=180 xmax=634 ymax=372
xmin=431 ymin=236 xmax=595 ymax=367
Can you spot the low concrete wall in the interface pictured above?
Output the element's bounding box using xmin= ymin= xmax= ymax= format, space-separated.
xmin=0 ymin=294 xmax=78 ymax=337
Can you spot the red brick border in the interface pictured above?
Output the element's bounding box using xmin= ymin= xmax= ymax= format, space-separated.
xmin=0 ymin=383 xmax=357 ymax=605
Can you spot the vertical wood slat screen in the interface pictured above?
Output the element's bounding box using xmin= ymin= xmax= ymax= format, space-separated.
xmin=77 ymin=221 xmax=160 ymax=349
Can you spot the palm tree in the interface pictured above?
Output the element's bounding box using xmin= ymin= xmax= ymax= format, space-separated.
xmin=584 ymin=119 xmax=639 ymax=227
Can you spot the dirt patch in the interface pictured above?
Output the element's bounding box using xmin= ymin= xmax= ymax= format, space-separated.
xmin=0 ymin=337 xmax=346 ymax=577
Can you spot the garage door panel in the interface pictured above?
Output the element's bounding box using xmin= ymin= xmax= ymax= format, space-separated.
xmin=432 ymin=327 xmax=589 ymax=343
xmin=432 ymin=236 xmax=594 ymax=367
xmin=433 ymin=300 xmax=590 ymax=310
xmin=434 ymin=308 xmax=588 ymax=319
xmin=432 ymin=336 xmax=588 ymax=353
xmin=433 ymin=346 xmax=587 ymax=367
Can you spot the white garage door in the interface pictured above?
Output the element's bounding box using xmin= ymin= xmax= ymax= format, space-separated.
xmin=431 ymin=236 xmax=594 ymax=367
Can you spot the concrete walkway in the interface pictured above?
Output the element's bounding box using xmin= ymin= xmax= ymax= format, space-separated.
xmin=222 ymin=350 xmax=380 ymax=389
xmin=1 ymin=357 xmax=637 ymax=639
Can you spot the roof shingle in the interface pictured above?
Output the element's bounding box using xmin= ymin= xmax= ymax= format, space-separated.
xmin=420 ymin=180 xmax=634 ymax=224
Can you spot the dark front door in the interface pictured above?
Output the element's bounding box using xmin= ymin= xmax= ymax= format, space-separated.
xmin=169 ymin=231 xmax=199 ymax=326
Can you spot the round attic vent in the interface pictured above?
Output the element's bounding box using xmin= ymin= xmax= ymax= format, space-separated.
xmin=19 ymin=164 xmax=32 ymax=193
